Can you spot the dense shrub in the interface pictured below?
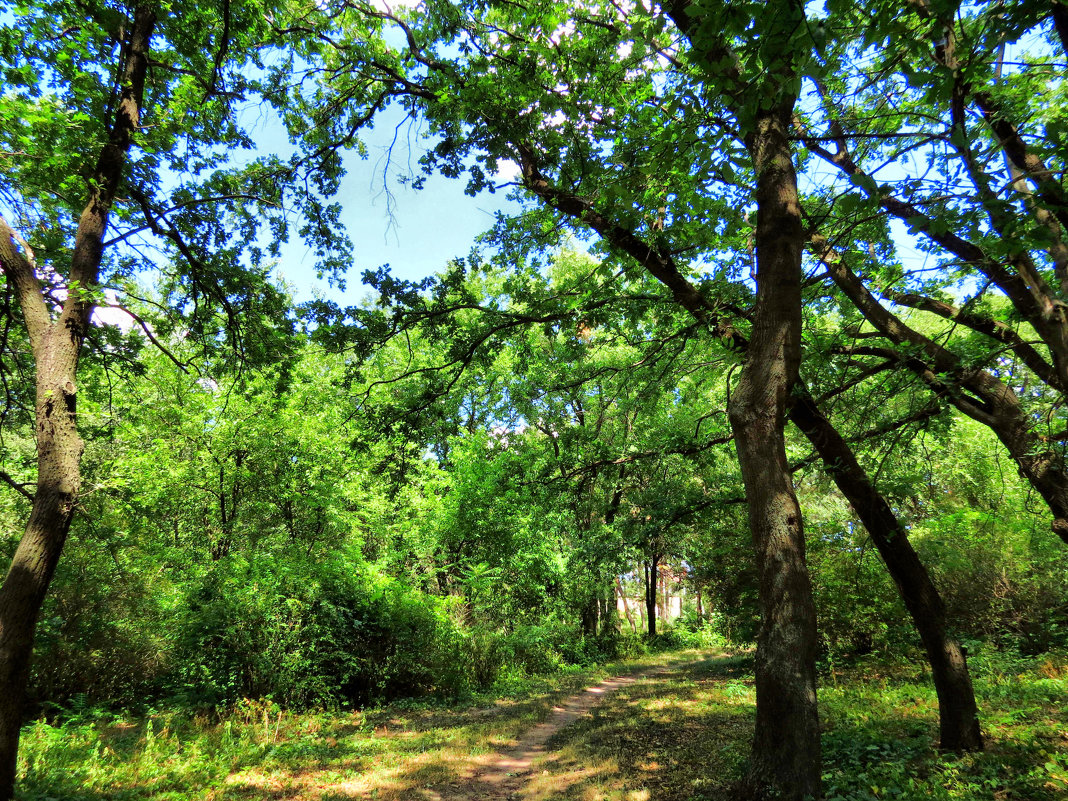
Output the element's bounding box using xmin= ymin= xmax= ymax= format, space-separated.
xmin=463 ymin=621 xmax=654 ymax=691
xmin=807 ymin=529 xmax=909 ymax=655
xmin=914 ymin=510 xmax=1068 ymax=653
xmin=29 ymin=534 xmax=172 ymax=714
xmin=172 ymin=556 xmax=469 ymax=708
xmin=671 ymin=611 xmax=735 ymax=650
xmin=465 ymin=622 xmax=582 ymax=690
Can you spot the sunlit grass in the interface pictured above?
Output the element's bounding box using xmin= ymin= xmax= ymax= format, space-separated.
xmin=536 ymin=649 xmax=1068 ymax=801
xmin=15 ymin=651 xmax=693 ymax=800
xmin=16 ymin=647 xmax=1068 ymax=800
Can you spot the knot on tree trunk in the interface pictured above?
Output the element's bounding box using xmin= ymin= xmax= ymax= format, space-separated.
xmin=1052 ymin=516 xmax=1068 ymax=543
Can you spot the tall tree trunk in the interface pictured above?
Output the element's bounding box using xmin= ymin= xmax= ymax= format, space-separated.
xmin=790 ymin=391 xmax=983 ymax=751
xmin=0 ymin=347 xmax=85 ymax=797
xmin=645 ymin=556 xmax=659 ymax=638
xmin=662 ymin=2 xmax=819 ymax=795
xmin=580 ymin=595 xmax=599 ymax=637
xmin=0 ymin=9 xmax=156 ymax=797
xmin=729 ymin=102 xmax=821 ymax=800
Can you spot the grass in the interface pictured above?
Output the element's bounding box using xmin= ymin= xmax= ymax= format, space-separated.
xmin=533 ymin=648 xmax=1068 ymax=801
xmin=15 ymin=647 xmax=1068 ymax=800
xmin=14 ymin=650 xmax=691 ymax=801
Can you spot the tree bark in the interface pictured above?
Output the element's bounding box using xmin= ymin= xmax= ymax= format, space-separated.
xmin=659 ymin=0 xmax=820 ymax=793
xmin=580 ymin=595 xmax=599 ymax=637
xmin=0 ymin=344 xmax=85 ymax=798
xmin=729 ymin=101 xmax=821 ymax=800
xmin=790 ymin=390 xmax=983 ymax=751
xmin=0 ymin=9 xmax=156 ymax=797
xmin=645 ymin=556 xmax=658 ymax=638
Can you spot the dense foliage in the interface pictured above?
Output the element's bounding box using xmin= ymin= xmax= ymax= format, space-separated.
xmin=3 ymin=272 xmax=1065 ymax=715
xmin=2 ymin=0 xmax=1068 ymax=799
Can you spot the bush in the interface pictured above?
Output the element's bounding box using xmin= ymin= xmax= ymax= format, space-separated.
xmin=29 ymin=535 xmax=172 ymax=714
xmin=671 ymin=612 xmax=734 ymax=650
xmin=463 ymin=621 xmax=617 ymax=691
xmin=171 ymin=556 xmax=468 ymax=708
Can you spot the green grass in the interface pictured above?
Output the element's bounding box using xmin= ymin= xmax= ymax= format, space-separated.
xmin=534 ymin=649 xmax=1068 ymax=801
xmin=15 ymin=647 xmax=1068 ymax=800
xmin=14 ymin=651 xmax=688 ymax=801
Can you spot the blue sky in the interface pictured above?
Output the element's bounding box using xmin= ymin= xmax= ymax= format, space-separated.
xmin=265 ymin=105 xmax=526 ymax=305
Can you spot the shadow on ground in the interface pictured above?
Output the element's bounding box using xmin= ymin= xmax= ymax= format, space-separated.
xmin=18 ymin=652 xmax=1068 ymax=800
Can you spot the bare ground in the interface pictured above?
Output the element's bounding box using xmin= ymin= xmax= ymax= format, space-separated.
xmin=431 ymin=670 xmax=659 ymax=800
xmin=218 ymin=656 xmax=710 ymax=801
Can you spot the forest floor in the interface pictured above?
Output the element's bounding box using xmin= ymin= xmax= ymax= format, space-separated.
xmin=15 ymin=647 xmax=1068 ymax=800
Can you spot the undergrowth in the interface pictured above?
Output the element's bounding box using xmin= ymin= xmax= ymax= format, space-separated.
xmin=16 ymin=645 xmax=1067 ymax=800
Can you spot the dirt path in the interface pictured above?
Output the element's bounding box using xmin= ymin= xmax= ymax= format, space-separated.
xmin=224 ymin=657 xmax=701 ymax=800
xmin=430 ymin=664 xmax=676 ymax=801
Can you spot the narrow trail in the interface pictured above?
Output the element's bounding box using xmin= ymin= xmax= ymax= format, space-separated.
xmin=427 ymin=662 xmax=682 ymax=801
xmin=228 ymin=655 xmax=713 ymax=800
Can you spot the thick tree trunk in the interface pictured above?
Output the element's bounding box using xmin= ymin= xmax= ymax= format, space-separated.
xmin=791 ymin=391 xmax=983 ymax=751
xmin=0 ymin=10 xmax=155 ymax=797
xmin=0 ymin=351 xmax=84 ymax=797
xmin=661 ymin=2 xmax=819 ymax=795
xmin=729 ymin=105 xmax=821 ymax=800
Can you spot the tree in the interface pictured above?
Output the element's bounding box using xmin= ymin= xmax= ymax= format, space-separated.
xmin=665 ymin=1 xmax=823 ymax=793
xmin=795 ymin=0 xmax=1068 ymax=546
xmin=347 ymin=252 xmax=740 ymax=638
xmin=0 ymin=7 xmax=157 ymax=793
xmin=295 ymin=0 xmax=994 ymax=787
xmin=0 ymin=1 xmax=356 ymax=794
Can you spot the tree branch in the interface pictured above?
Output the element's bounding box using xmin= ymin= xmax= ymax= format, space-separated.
xmin=0 ymin=215 xmax=49 ymax=352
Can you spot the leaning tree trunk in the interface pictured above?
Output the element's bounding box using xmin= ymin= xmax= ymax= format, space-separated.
xmin=791 ymin=391 xmax=983 ymax=751
xmin=729 ymin=103 xmax=821 ymax=801
xmin=0 ymin=9 xmax=156 ymax=797
xmin=0 ymin=339 xmax=85 ymax=798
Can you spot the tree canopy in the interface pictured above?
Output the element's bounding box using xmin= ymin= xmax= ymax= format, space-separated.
xmin=2 ymin=2 xmax=1068 ymax=800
